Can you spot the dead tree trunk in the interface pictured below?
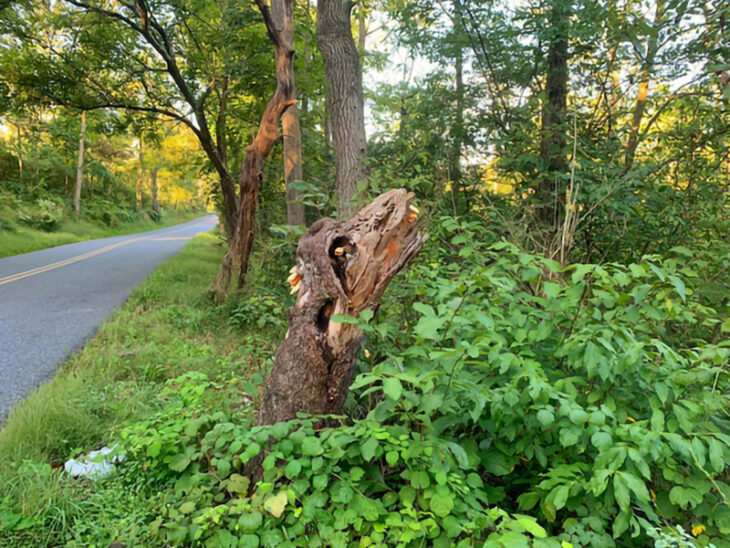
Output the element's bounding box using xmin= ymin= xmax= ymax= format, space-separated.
xmin=210 ymin=0 xmax=297 ymax=300
xmin=257 ymin=189 xmax=427 ymax=425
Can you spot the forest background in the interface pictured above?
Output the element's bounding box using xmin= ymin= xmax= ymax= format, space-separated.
xmin=0 ymin=0 xmax=729 ymax=546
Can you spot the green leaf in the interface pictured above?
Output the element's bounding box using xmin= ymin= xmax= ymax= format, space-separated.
xmin=239 ymin=534 xmax=260 ymax=548
xmin=263 ymin=491 xmax=288 ymax=518
xmin=721 ymin=318 xmax=730 ymax=333
xmin=537 ymin=409 xmax=554 ymax=427
xmin=361 ymin=437 xmax=378 ymax=462
xmin=612 ymin=510 xmax=630 ymax=538
xmin=559 ymin=427 xmax=580 ymax=447
xmin=227 ymin=474 xmax=250 ymax=494
xmin=238 ymin=511 xmax=263 ymax=533
xmin=466 ymin=473 xmax=483 ymax=488
xmin=651 ymin=409 xmax=664 ymax=432
xmin=147 ymin=441 xmax=161 ymax=458
xmin=550 ymin=484 xmax=570 ymax=510
xmin=669 ymin=276 xmax=687 ymax=301
xmin=591 ymin=431 xmax=612 ymax=451
xmin=383 ymin=377 xmax=402 ymax=400
xmin=569 ymin=409 xmax=588 ymax=425
xmin=330 ymin=314 xmax=358 ymax=324
xmin=413 ymin=302 xmax=436 ymax=316
xmin=669 ymin=486 xmax=703 ymax=509
xmin=613 ymin=474 xmax=630 ymax=511
xmin=386 ymin=450 xmax=399 ymax=465
xmin=179 ymin=501 xmax=196 ymax=514
xmin=302 ymin=436 xmax=323 ymax=456
xmin=429 ymin=493 xmax=454 ymax=517
xmin=241 ymin=442 xmax=261 ymax=463
xmin=415 ymin=316 xmax=445 ymax=340
xmin=168 ymin=453 xmax=190 ymax=472
xmin=543 ymin=282 xmax=560 ymax=299
xmin=410 ymin=470 xmax=430 ymax=489
xmin=285 ymin=460 xmax=302 ymax=478
xmin=514 ymin=514 xmax=548 ymax=538
xmin=709 ymin=438 xmax=725 ymax=473
xmin=621 ymin=472 xmax=649 ymax=503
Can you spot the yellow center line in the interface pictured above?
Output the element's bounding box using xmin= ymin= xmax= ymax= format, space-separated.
xmin=0 ymin=235 xmax=151 ymax=286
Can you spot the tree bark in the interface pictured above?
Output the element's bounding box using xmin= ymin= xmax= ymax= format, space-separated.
xmin=150 ymin=165 xmax=160 ymax=215
xmin=283 ymin=106 xmax=306 ymax=225
xmin=257 ymin=189 xmax=427 ymax=426
xmin=623 ymin=0 xmax=664 ymax=175
xmin=271 ymin=0 xmax=306 ymax=227
xmin=15 ymin=123 xmax=23 ymax=186
xmin=74 ymin=110 xmax=86 ymax=218
xmin=210 ymin=0 xmax=297 ymax=300
xmin=316 ymin=0 xmax=368 ymax=218
xmin=136 ymin=137 xmax=144 ymax=211
xmin=536 ymin=0 xmax=570 ymax=226
xmin=449 ymin=0 xmax=465 ymax=190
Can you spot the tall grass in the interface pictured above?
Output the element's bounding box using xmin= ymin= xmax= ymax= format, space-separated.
xmin=0 ymin=231 xmax=291 ymax=545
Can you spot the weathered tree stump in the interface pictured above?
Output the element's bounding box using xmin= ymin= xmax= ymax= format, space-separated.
xmin=257 ymin=189 xmax=427 ymax=426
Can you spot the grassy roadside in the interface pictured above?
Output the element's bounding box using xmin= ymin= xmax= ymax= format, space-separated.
xmin=0 ymin=232 xmax=291 ymax=545
xmin=0 ymin=208 xmax=207 ymax=258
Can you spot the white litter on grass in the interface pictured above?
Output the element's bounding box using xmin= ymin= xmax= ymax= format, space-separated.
xmin=64 ymin=446 xmax=126 ymax=480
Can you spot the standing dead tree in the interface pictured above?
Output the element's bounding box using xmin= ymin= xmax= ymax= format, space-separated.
xmin=211 ymin=0 xmax=297 ymax=299
xmin=257 ymin=189 xmax=427 ymax=426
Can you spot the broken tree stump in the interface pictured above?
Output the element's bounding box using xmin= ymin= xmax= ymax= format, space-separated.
xmin=257 ymin=189 xmax=427 ymax=426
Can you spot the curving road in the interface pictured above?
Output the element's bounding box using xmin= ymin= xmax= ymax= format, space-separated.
xmin=0 ymin=215 xmax=218 ymax=420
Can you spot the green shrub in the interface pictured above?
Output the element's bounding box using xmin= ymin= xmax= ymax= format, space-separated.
xmin=351 ymin=219 xmax=729 ymax=546
xmin=83 ymin=198 xmax=138 ymax=228
xmin=120 ymin=372 xmax=559 ymax=547
xmin=17 ymin=198 xmax=64 ymax=231
xmin=90 ymin=217 xmax=728 ymax=547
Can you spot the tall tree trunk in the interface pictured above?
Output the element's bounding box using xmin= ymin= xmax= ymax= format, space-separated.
xmin=151 ymin=165 xmax=160 ymax=215
xmin=136 ymin=138 xmax=144 ymax=211
xmin=536 ymin=0 xmax=571 ymax=225
xmin=74 ymin=110 xmax=86 ymax=218
xmin=15 ymin=123 xmax=23 ymax=187
xmin=212 ymin=77 xmax=239 ymax=241
xmin=211 ymin=0 xmax=298 ymax=300
xmin=450 ymin=0 xmax=465 ymax=190
xmin=316 ymin=0 xmax=368 ymax=218
xmin=623 ymin=0 xmax=664 ymax=175
xmin=257 ymin=189 xmax=426 ymax=426
xmin=271 ymin=0 xmax=306 ymax=227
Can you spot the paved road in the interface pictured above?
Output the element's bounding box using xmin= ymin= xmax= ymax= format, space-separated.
xmin=0 ymin=215 xmax=218 ymax=419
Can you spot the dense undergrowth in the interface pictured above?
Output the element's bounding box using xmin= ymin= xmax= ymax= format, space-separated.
xmin=0 ymin=214 xmax=728 ymax=547
xmin=0 ymin=191 xmax=205 ymax=257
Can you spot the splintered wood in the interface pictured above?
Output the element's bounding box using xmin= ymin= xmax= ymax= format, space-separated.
xmin=258 ymin=189 xmax=427 ymax=426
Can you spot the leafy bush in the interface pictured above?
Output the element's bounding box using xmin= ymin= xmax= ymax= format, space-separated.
xmin=147 ymin=207 xmax=162 ymax=222
xmin=17 ymin=198 xmax=64 ymax=231
xmin=353 ymin=220 xmax=729 ymax=546
xmin=120 ymin=373 xmax=560 ymax=547
xmin=113 ymin=219 xmax=729 ymax=546
xmin=83 ymin=198 xmax=138 ymax=228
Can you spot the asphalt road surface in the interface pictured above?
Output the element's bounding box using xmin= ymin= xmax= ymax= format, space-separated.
xmin=0 ymin=215 xmax=218 ymax=420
